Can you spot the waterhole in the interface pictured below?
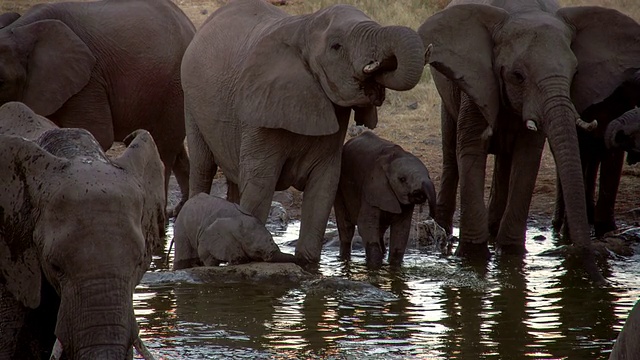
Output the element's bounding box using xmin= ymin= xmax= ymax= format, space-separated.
xmin=134 ymin=221 xmax=640 ymax=359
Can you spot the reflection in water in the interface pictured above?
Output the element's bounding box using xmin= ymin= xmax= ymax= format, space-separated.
xmin=135 ymin=223 xmax=640 ymax=359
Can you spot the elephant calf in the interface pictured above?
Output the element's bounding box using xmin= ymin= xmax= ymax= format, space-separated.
xmin=334 ymin=131 xmax=436 ymax=268
xmin=172 ymin=193 xmax=296 ymax=270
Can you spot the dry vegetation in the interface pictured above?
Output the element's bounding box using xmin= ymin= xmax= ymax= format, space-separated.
xmin=2 ymin=0 xmax=639 ymax=227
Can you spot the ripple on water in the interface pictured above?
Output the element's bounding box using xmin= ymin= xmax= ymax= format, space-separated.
xmin=134 ymin=221 xmax=640 ymax=359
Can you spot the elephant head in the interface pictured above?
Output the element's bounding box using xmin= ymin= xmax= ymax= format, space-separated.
xmin=236 ymin=4 xmax=426 ymax=136
xmin=366 ymin=145 xmax=437 ymax=218
xmin=605 ymin=107 xmax=640 ymax=165
xmin=0 ymin=18 xmax=95 ymax=115
xmin=0 ymin=103 xmax=164 ymax=359
xmin=419 ymin=4 xmax=640 ymax=280
xmin=199 ymin=209 xmax=297 ymax=266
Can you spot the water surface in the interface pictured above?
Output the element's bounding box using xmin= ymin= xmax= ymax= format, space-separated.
xmin=135 ymin=221 xmax=640 ymax=359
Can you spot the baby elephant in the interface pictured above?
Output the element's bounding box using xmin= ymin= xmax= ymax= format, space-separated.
xmin=335 ymin=131 xmax=436 ymax=268
xmin=173 ymin=193 xmax=296 ymax=270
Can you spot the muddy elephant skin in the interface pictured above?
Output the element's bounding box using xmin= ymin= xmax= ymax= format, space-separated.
xmin=0 ymin=102 xmax=165 ymax=359
xmin=173 ymin=193 xmax=297 ymax=270
xmin=334 ymin=131 xmax=436 ymax=268
xmin=419 ymin=0 xmax=640 ymax=284
xmin=182 ymin=0 xmax=426 ymax=266
xmin=0 ymin=0 xmax=196 ymax=217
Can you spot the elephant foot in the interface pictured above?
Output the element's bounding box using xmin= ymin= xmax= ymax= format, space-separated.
xmin=495 ymin=242 xmax=527 ymax=256
xmin=388 ymin=248 xmax=406 ymax=267
xmin=594 ymin=221 xmax=617 ymax=238
xmin=365 ymin=243 xmax=384 ymax=269
xmin=454 ymin=241 xmax=491 ymax=260
xmin=551 ymin=215 xmax=563 ymax=232
xmin=339 ymin=242 xmax=352 ymax=260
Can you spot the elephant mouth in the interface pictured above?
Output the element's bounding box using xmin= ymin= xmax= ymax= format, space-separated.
xmin=408 ymin=190 xmax=427 ymax=205
xmin=362 ymin=80 xmax=386 ymax=106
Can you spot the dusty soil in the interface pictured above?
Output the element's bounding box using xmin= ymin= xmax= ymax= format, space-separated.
xmin=2 ymin=0 xmax=639 ymax=231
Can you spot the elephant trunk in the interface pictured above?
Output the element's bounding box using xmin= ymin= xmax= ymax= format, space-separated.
xmin=367 ymin=26 xmax=425 ymax=91
xmin=604 ymin=108 xmax=640 ymax=149
xmin=541 ymin=93 xmax=605 ymax=285
xmin=56 ymin=276 xmax=135 ymax=359
xmin=423 ymin=179 xmax=437 ymax=220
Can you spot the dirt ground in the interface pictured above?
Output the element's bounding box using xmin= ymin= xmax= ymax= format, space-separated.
xmin=2 ymin=0 xmax=639 ymax=231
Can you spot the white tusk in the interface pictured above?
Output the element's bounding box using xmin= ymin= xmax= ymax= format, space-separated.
xmin=425 ymin=43 xmax=433 ymax=64
xmin=134 ymin=336 xmax=156 ymax=360
xmin=363 ymin=61 xmax=381 ymax=74
xmin=526 ymin=120 xmax=538 ymax=131
xmin=49 ymin=339 xmax=63 ymax=360
xmin=481 ymin=125 xmax=493 ymax=141
xmin=576 ymin=118 xmax=597 ymax=131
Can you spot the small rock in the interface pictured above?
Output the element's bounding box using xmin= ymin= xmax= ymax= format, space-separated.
xmin=533 ymin=234 xmax=546 ymax=241
xmin=407 ymin=102 xmax=418 ymax=110
xmin=200 ymin=9 xmax=208 ymax=15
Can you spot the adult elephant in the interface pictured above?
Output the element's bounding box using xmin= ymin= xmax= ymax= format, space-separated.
xmin=418 ymin=0 xmax=640 ymax=283
xmin=182 ymin=0 xmax=425 ymax=264
xmin=0 ymin=0 xmax=195 ymax=216
xmin=0 ymin=102 xmax=165 ymax=359
xmin=554 ymin=72 xmax=640 ymax=237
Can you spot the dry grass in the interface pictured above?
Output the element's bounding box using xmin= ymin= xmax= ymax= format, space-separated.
xmin=2 ymin=0 xmax=639 ymax=224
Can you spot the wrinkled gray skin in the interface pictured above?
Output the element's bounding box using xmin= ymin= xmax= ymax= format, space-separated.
xmin=0 ymin=12 xmax=19 ymax=28
xmin=0 ymin=0 xmax=195 ymax=217
xmin=419 ymin=0 xmax=640 ymax=284
xmin=554 ymin=74 xmax=640 ymax=237
xmin=0 ymin=102 xmax=165 ymax=359
xmin=335 ymin=131 xmax=436 ymax=268
xmin=609 ymin=300 xmax=640 ymax=360
xmin=173 ymin=193 xmax=296 ymax=270
xmin=182 ymin=0 xmax=426 ymax=265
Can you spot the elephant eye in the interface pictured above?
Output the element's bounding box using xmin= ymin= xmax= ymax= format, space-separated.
xmin=330 ymin=42 xmax=342 ymax=51
xmin=511 ymin=70 xmax=526 ymax=84
xmin=399 ymin=176 xmax=406 ymax=183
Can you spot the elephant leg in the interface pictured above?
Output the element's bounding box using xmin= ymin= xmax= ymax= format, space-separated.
xmin=186 ymin=111 xmax=216 ymax=199
xmin=295 ymin=159 xmax=342 ymax=264
xmin=357 ymin=206 xmax=384 ymax=269
xmin=594 ymin=149 xmax=625 ymax=236
xmin=334 ymin=192 xmax=355 ymax=260
xmin=436 ymin=101 xmax=459 ymax=235
xmin=495 ymin=131 xmax=545 ymax=253
xmin=582 ymin=153 xmax=599 ymax=226
xmin=227 ymin=180 xmax=240 ymax=204
xmin=488 ymin=153 xmax=512 ymax=238
xmin=169 ymin=144 xmax=190 ymax=216
xmin=455 ymin=94 xmax=490 ymax=257
xmin=388 ymin=209 xmax=413 ymax=267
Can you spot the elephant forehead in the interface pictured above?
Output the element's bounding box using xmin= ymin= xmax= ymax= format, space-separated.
xmin=496 ymin=14 xmax=572 ymax=47
xmin=311 ymin=5 xmax=373 ymax=29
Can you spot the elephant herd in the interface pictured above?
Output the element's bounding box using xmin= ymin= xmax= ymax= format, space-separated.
xmin=1 ymin=0 xmax=640 ymax=358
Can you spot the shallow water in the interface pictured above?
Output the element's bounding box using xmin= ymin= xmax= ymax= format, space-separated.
xmin=135 ymin=221 xmax=640 ymax=359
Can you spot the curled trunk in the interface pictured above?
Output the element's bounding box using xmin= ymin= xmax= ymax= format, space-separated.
xmin=604 ymin=108 xmax=640 ymax=150
xmin=423 ymin=180 xmax=437 ymax=219
xmin=371 ymin=26 xmax=425 ymax=91
xmin=543 ymin=97 xmax=605 ymax=284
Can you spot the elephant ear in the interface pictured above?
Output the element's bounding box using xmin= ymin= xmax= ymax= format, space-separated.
xmin=11 ymin=19 xmax=96 ymax=116
xmin=364 ymin=152 xmax=402 ymax=214
xmin=114 ymin=130 xmax=166 ymax=268
xmin=558 ymin=6 xmax=640 ymax=113
xmin=418 ymin=4 xmax=508 ymax=128
xmin=354 ymin=105 xmax=378 ymax=129
xmin=0 ymin=101 xmax=58 ymax=139
xmin=236 ymin=26 xmax=339 ymax=136
xmin=0 ymin=135 xmax=67 ymax=308
xmin=0 ymin=12 xmax=20 ymax=29
xmin=200 ymin=218 xmax=248 ymax=265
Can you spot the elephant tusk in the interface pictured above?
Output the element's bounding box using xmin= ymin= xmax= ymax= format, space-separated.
xmin=134 ymin=336 xmax=156 ymax=360
xmin=363 ymin=60 xmax=381 ymax=74
xmin=525 ymin=120 xmax=538 ymax=131
xmin=424 ymin=43 xmax=433 ymax=65
xmin=49 ymin=338 xmax=63 ymax=360
xmin=576 ymin=118 xmax=598 ymax=131
xmin=481 ymin=126 xmax=493 ymax=141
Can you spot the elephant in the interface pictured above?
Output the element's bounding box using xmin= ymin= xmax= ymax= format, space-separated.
xmin=418 ymin=0 xmax=640 ymax=283
xmin=0 ymin=0 xmax=196 ymax=217
xmin=172 ymin=193 xmax=297 ymax=270
xmin=182 ymin=0 xmax=426 ymax=265
xmin=0 ymin=102 xmax=165 ymax=359
xmin=554 ymin=76 xmax=640 ymax=237
xmin=0 ymin=12 xmax=19 ymax=28
xmin=334 ymin=131 xmax=436 ymax=267
xmin=609 ymin=299 xmax=640 ymax=360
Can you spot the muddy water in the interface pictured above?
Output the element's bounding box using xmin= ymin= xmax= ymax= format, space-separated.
xmin=134 ymin=221 xmax=640 ymax=359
